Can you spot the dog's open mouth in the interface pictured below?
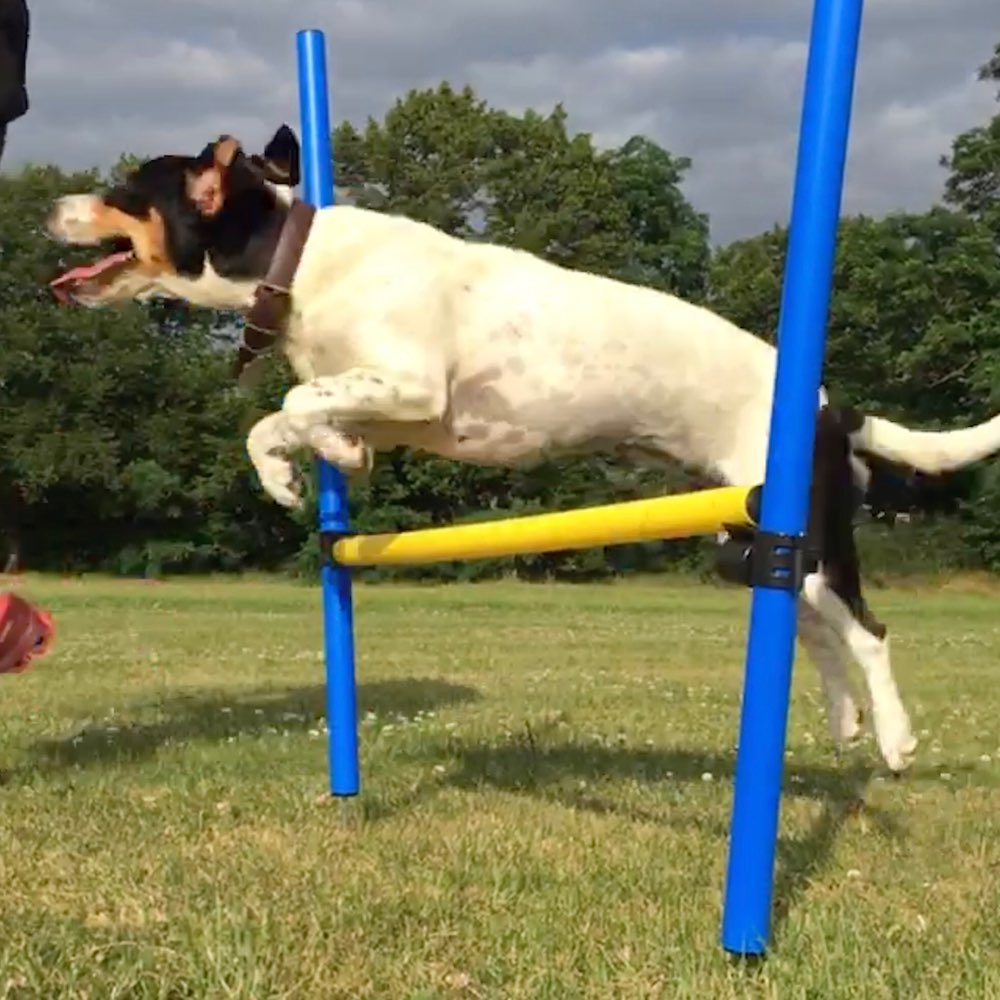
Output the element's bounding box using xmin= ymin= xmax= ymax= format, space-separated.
xmin=49 ymin=238 xmax=136 ymax=303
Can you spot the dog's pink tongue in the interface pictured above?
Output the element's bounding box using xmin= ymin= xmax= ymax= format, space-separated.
xmin=49 ymin=251 xmax=133 ymax=302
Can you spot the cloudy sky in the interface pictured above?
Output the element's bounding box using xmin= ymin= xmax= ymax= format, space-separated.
xmin=6 ymin=0 xmax=997 ymax=245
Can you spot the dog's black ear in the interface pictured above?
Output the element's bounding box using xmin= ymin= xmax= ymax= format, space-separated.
xmin=260 ymin=124 xmax=300 ymax=186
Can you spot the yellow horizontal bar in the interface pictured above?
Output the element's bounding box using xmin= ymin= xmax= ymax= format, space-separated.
xmin=332 ymin=485 xmax=756 ymax=568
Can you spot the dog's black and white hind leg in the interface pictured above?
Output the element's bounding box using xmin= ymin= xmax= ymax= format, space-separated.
xmin=796 ymin=601 xmax=865 ymax=750
xmin=717 ymin=406 xmax=917 ymax=772
xmin=800 ymin=570 xmax=916 ymax=771
xmin=803 ymin=406 xmax=917 ymax=772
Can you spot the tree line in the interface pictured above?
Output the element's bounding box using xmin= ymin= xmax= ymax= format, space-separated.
xmin=1 ymin=44 xmax=998 ymax=581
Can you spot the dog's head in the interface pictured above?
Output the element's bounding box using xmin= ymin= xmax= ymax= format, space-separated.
xmin=47 ymin=124 xmax=301 ymax=309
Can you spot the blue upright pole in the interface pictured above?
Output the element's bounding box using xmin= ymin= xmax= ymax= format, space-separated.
xmin=296 ymin=29 xmax=360 ymax=797
xmin=721 ymin=0 xmax=864 ymax=955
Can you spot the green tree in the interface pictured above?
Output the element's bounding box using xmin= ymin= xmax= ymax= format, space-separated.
xmin=706 ymin=225 xmax=786 ymax=340
xmin=333 ymin=83 xmax=496 ymax=235
xmin=941 ymin=42 xmax=1000 ymax=231
xmin=481 ymin=104 xmax=631 ymax=274
xmin=605 ymin=135 xmax=710 ymax=299
xmin=937 ymin=39 xmax=1000 ymax=567
xmin=709 ymin=210 xmax=1000 ymax=424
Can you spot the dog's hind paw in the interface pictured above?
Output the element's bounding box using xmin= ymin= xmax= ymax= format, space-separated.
xmin=828 ymin=694 xmax=864 ymax=747
xmin=877 ymin=714 xmax=918 ymax=774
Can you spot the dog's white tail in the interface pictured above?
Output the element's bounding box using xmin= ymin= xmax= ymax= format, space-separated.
xmin=851 ymin=413 xmax=1000 ymax=474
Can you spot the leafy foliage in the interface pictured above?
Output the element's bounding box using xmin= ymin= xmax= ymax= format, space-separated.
xmin=942 ymin=42 xmax=1000 ymax=233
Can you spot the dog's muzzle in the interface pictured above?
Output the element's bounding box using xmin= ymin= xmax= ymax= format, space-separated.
xmin=47 ymin=195 xmax=104 ymax=245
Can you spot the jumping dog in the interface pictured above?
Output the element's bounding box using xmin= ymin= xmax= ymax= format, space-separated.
xmin=46 ymin=125 xmax=1000 ymax=773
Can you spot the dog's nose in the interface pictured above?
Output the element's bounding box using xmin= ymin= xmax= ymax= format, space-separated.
xmin=47 ymin=195 xmax=101 ymax=244
xmin=46 ymin=202 xmax=67 ymax=238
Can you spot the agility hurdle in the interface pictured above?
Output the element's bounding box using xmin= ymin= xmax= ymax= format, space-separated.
xmin=297 ymin=0 xmax=860 ymax=958
xmin=332 ymin=486 xmax=756 ymax=566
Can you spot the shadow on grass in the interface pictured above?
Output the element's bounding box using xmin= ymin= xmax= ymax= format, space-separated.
xmin=441 ymin=731 xmax=913 ymax=946
xmin=20 ymin=678 xmax=479 ymax=775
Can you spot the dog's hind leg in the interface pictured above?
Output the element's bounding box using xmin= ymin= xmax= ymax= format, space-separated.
xmin=797 ymin=600 xmax=864 ymax=749
xmin=802 ymin=406 xmax=917 ymax=772
xmin=801 ymin=571 xmax=916 ymax=773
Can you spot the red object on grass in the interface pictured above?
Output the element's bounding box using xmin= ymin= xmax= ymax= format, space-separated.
xmin=0 ymin=593 xmax=55 ymax=674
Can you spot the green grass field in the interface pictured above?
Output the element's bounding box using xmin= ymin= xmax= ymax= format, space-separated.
xmin=0 ymin=576 xmax=998 ymax=999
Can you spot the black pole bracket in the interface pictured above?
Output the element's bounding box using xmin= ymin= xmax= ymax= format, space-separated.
xmin=319 ymin=530 xmax=352 ymax=567
xmin=715 ymin=528 xmax=817 ymax=593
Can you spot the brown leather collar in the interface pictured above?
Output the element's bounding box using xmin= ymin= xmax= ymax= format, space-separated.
xmin=233 ymin=198 xmax=316 ymax=378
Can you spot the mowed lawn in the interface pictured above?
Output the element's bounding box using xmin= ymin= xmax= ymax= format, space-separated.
xmin=0 ymin=576 xmax=998 ymax=999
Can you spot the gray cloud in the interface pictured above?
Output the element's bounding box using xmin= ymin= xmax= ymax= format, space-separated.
xmin=5 ymin=0 xmax=997 ymax=244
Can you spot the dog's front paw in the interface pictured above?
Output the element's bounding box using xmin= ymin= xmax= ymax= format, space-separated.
xmin=257 ymin=455 xmax=304 ymax=509
xmin=246 ymin=414 xmax=306 ymax=509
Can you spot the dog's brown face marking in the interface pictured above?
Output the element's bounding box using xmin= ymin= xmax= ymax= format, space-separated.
xmin=89 ymin=203 xmax=174 ymax=276
xmin=185 ymin=136 xmax=243 ymax=218
xmin=46 ymin=195 xmax=181 ymax=304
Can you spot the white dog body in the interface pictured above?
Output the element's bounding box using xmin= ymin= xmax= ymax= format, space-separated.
xmin=272 ymin=206 xmax=781 ymax=490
